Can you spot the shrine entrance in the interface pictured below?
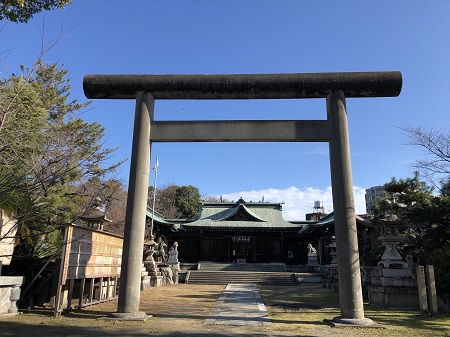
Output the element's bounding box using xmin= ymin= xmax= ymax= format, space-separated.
xmin=231 ymin=236 xmax=253 ymax=263
xmin=84 ymin=71 xmax=402 ymax=324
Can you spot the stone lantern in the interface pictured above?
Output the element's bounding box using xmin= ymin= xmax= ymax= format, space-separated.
xmin=324 ymin=236 xmax=339 ymax=290
xmin=367 ymin=213 xmax=419 ymax=308
xmin=328 ymin=236 xmax=337 ymax=267
xmin=143 ymin=237 xmax=157 ymax=263
xmin=377 ymin=213 xmax=409 ymax=275
xmin=143 ymin=237 xmax=163 ymax=287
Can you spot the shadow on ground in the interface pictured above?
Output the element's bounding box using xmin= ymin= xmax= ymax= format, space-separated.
xmin=0 ymin=284 xmax=448 ymax=337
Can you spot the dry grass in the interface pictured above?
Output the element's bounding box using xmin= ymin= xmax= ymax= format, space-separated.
xmin=260 ymin=283 xmax=450 ymax=337
xmin=0 ymin=283 xmax=448 ymax=336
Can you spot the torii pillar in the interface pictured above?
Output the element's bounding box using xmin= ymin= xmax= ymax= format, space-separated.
xmin=327 ymin=90 xmax=366 ymax=323
xmin=83 ymin=72 xmax=402 ymax=324
xmin=109 ymin=92 xmax=153 ymax=320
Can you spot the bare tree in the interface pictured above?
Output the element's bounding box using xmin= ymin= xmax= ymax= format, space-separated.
xmin=98 ymin=179 xmax=127 ymax=235
xmin=402 ymin=126 xmax=450 ymax=186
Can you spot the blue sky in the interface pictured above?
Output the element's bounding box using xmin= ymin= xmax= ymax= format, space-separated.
xmin=2 ymin=1 xmax=449 ymax=219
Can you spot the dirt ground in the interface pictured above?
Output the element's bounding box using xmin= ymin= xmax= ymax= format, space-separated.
xmin=0 ymin=284 xmax=449 ymax=337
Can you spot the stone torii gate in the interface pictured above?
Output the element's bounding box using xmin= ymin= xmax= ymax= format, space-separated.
xmin=83 ymin=71 xmax=402 ymax=324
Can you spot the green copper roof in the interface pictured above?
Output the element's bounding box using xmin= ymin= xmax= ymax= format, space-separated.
xmin=184 ymin=219 xmax=301 ymax=229
xmin=202 ymin=203 xmax=265 ymax=222
xmin=184 ymin=198 xmax=303 ymax=230
xmin=146 ymin=207 xmax=174 ymax=225
xmin=297 ymin=212 xmax=371 ymax=236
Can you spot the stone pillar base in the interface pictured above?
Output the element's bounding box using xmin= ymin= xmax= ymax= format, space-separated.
xmin=150 ymin=276 xmax=163 ymax=287
xmin=330 ymin=316 xmax=379 ymax=328
xmin=106 ymin=311 xmax=151 ymax=321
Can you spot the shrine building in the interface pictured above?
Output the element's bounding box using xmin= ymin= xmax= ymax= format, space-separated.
xmin=147 ymin=198 xmax=372 ymax=266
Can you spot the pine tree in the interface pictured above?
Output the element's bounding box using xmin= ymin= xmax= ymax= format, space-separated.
xmin=0 ymin=61 xmax=123 ymax=260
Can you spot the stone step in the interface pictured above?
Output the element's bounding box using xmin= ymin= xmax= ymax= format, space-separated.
xmin=294 ymin=273 xmax=323 ymax=283
xmin=198 ymin=262 xmax=286 ymax=272
xmin=179 ymin=263 xmax=198 ymax=271
xmin=186 ymin=271 xmax=298 ymax=286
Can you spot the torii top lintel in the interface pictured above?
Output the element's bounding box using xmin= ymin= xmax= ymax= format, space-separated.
xmin=83 ymin=71 xmax=402 ymax=100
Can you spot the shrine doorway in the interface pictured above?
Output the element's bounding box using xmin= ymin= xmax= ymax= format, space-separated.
xmin=231 ymin=236 xmax=255 ymax=263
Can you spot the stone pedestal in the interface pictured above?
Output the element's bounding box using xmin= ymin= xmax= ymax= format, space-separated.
xmin=144 ymin=261 xmax=163 ymax=287
xmin=141 ymin=264 xmax=151 ymax=290
xmin=165 ymin=242 xmax=180 ymax=284
xmin=0 ymin=276 xmax=24 ymax=315
xmin=368 ymin=230 xmax=418 ymax=309
xmin=307 ymin=254 xmax=319 ymax=267
xmin=368 ymin=279 xmax=419 ymax=309
xmin=167 ymin=248 xmax=178 ymax=265
xmin=307 ymin=253 xmax=318 ymax=266
xmin=306 ymin=244 xmax=320 ymax=272
xmin=166 ymin=263 xmax=181 ymax=285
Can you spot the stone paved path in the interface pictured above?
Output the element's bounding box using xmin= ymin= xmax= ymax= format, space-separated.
xmin=205 ymin=283 xmax=272 ymax=326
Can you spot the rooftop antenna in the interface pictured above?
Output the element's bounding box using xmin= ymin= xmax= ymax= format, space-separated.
xmin=150 ymin=157 xmax=159 ymax=237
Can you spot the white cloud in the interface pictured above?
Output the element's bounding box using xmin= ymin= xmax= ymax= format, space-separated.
xmin=220 ymin=186 xmax=367 ymax=221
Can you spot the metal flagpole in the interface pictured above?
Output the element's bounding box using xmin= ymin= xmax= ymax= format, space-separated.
xmin=150 ymin=157 xmax=159 ymax=237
